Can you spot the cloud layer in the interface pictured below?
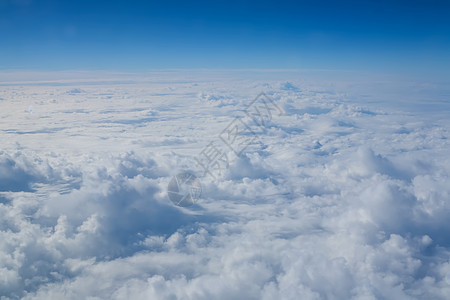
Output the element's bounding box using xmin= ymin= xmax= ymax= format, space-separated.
xmin=0 ymin=71 xmax=449 ymax=299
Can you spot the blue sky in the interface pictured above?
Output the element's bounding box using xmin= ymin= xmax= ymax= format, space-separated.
xmin=0 ymin=0 xmax=449 ymax=74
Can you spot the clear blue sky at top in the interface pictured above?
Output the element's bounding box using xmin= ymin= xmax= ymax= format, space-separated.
xmin=0 ymin=0 xmax=449 ymax=74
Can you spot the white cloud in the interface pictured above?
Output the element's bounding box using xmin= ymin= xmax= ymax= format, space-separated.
xmin=0 ymin=71 xmax=449 ymax=299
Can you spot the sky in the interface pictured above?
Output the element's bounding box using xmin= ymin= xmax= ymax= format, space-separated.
xmin=1 ymin=2 xmax=450 ymax=298
xmin=0 ymin=0 xmax=450 ymax=74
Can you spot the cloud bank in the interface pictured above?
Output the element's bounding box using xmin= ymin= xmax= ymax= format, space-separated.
xmin=0 ymin=71 xmax=449 ymax=299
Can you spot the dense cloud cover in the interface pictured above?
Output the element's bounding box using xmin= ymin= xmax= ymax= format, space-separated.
xmin=0 ymin=71 xmax=449 ymax=299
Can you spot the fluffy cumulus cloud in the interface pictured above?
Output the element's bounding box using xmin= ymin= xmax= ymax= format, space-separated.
xmin=0 ymin=71 xmax=449 ymax=299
